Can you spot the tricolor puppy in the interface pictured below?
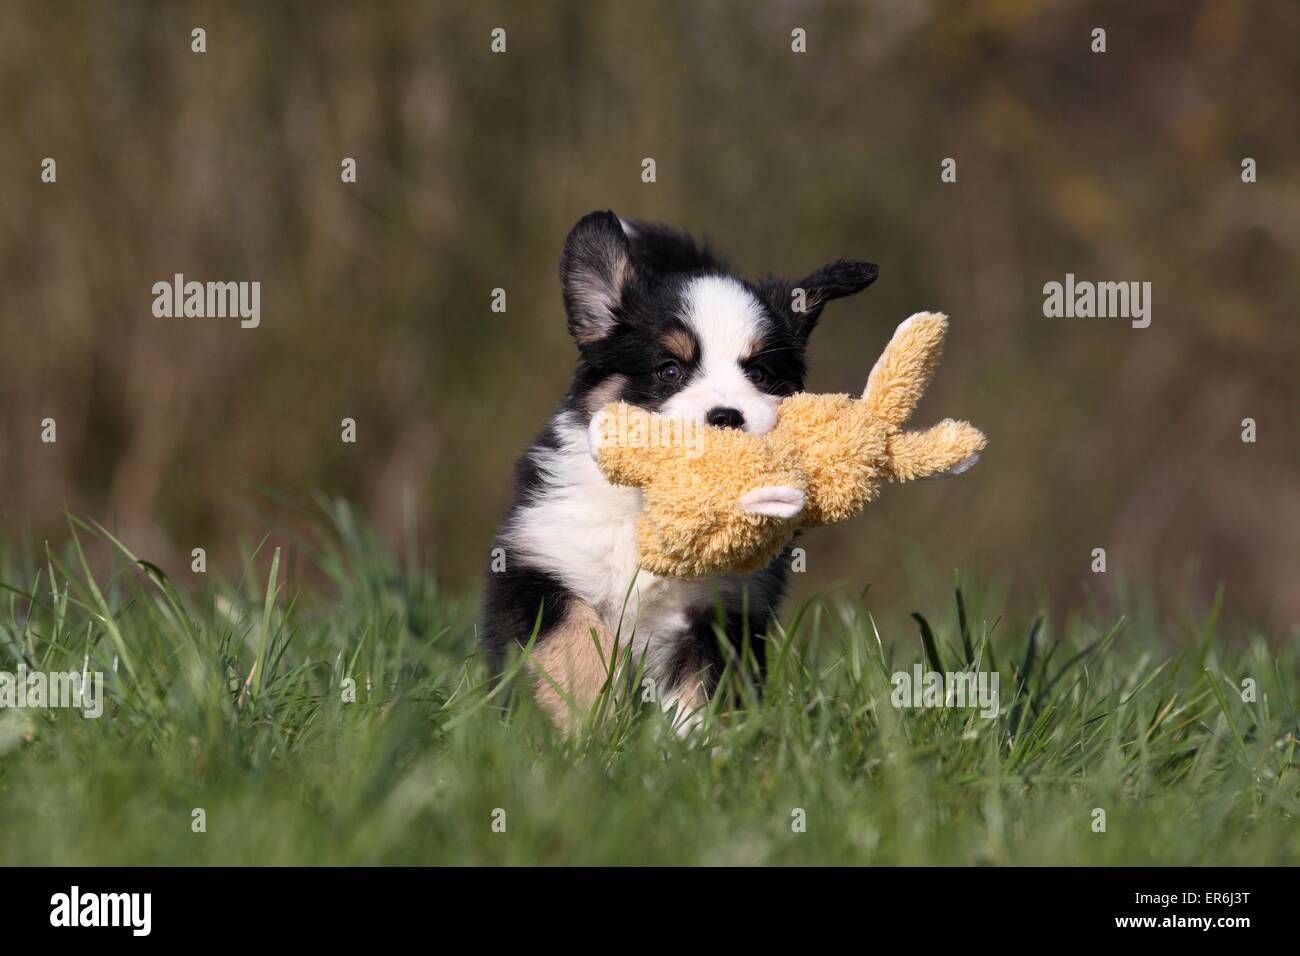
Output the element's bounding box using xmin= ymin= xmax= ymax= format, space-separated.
xmin=482 ymin=211 xmax=878 ymax=731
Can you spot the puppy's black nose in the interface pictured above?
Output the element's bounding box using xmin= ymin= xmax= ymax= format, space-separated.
xmin=706 ymin=407 xmax=745 ymax=429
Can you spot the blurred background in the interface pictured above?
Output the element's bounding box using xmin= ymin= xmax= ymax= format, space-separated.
xmin=1 ymin=1 xmax=1297 ymax=630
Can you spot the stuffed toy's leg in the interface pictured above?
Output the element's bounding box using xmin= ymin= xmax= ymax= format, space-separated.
xmin=862 ymin=311 xmax=948 ymax=426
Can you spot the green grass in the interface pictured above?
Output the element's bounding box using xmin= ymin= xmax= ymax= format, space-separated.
xmin=0 ymin=504 xmax=1296 ymax=865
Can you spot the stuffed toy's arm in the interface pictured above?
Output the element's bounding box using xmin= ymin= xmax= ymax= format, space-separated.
xmin=886 ymin=419 xmax=986 ymax=481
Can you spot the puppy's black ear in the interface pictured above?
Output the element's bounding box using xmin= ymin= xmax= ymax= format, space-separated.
xmin=560 ymin=211 xmax=634 ymax=346
xmin=763 ymin=260 xmax=879 ymax=338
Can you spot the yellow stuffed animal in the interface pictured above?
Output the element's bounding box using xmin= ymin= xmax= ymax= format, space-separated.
xmin=588 ymin=312 xmax=986 ymax=577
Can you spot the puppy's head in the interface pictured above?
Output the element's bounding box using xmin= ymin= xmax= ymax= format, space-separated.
xmin=561 ymin=210 xmax=878 ymax=436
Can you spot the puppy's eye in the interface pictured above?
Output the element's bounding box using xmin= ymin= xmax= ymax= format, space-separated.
xmin=743 ymin=365 xmax=766 ymax=385
xmin=657 ymin=361 xmax=682 ymax=384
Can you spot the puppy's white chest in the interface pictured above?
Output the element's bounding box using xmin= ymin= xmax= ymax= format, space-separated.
xmin=510 ymin=434 xmax=699 ymax=645
xmin=555 ymin=466 xmax=685 ymax=626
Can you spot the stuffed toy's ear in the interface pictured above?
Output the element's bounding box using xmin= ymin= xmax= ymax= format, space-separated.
xmin=885 ymin=419 xmax=987 ymax=482
xmin=862 ymin=312 xmax=948 ymax=427
xmin=739 ymin=486 xmax=806 ymax=519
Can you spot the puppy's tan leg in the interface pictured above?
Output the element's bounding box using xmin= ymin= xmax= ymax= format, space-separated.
xmin=529 ymin=600 xmax=614 ymax=732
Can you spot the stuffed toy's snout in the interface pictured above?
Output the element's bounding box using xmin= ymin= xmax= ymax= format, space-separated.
xmin=588 ymin=312 xmax=986 ymax=577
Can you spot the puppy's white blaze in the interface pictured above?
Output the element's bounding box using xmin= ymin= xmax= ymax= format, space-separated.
xmin=739 ymin=486 xmax=805 ymax=519
xmin=662 ymin=275 xmax=780 ymax=436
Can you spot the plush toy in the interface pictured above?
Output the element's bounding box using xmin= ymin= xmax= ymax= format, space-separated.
xmin=588 ymin=312 xmax=986 ymax=578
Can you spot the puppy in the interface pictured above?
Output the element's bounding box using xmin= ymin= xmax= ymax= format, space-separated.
xmin=481 ymin=211 xmax=878 ymax=730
